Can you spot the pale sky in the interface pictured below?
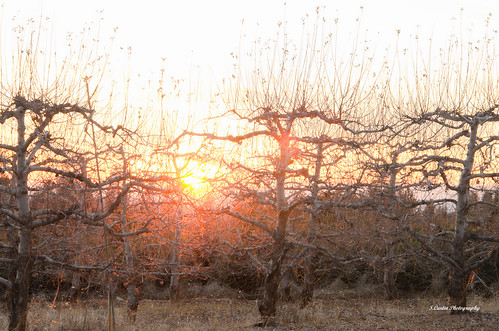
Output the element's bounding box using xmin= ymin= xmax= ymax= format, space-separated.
xmin=4 ymin=1 xmax=498 ymax=77
xmin=2 ymin=0 xmax=499 ymax=121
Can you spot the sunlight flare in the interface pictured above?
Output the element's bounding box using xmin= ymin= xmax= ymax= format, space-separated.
xmin=180 ymin=161 xmax=219 ymax=193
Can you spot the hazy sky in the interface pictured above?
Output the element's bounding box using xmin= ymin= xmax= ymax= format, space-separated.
xmin=4 ymin=1 xmax=498 ymax=78
xmin=2 ymin=0 xmax=499 ymax=122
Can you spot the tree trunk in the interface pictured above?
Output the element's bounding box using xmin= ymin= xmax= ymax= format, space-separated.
xmin=1 ymin=176 xmax=17 ymax=303
xmin=448 ymin=268 xmax=467 ymax=312
xmin=449 ymin=206 xmax=467 ymax=312
xmin=448 ymin=210 xmax=467 ymax=313
xmin=258 ymin=237 xmax=287 ymax=319
xmin=126 ymin=283 xmax=138 ymax=322
xmin=448 ymin=195 xmax=469 ymax=312
xmin=300 ymin=250 xmax=315 ymax=308
xmin=120 ymin=149 xmax=139 ymax=321
xmin=170 ymin=206 xmax=181 ymax=301
xmin=125 ymin=250 xmax=138 ymax=322
xmin=301 ymin=142 xmax=322 ymax=308
xmin=301 ymin=210 xmax=319 ymax=307
xmin=383 ymin=243 xmax=396 ymax=300
xmin=280 ymin=268 xmax=292 ymax=302
xmin=9 ymin=109 xmax=32 ymax=331
xmin=5 ymin=224 xmax=17 ymax=303
xmin=258 ymin=138 xmax=290 ymax=321
xmin=9 ymin=228 xmax=32 ymax=331
xmin=69 ymin=272 xmax=81 ymax=302
xmin=384 ymin=158 xmax=398 ymax=300
xmin=448 ymin=120 xmax=477 ymax=313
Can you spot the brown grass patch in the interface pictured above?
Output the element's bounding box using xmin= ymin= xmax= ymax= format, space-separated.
xmin=0 ymin=295 xmax=497 ymax=330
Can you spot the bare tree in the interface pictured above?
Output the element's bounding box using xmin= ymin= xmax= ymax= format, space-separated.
xmin=186 ymin=12 xmax=389 ymax=324
xmin=0 ymin=95 xmax=137 ymax=330
xmin=403 ymin=108 xmax=499 ymax=310
xmin=393 ymin=28 xmax=499 ymax=311
xmin=0 ymin=20 xmax=136 ymax=330
xmin=297 ymin=134 xmax=360 ymax=306
xmin=350 ymin=138 xmax=421 ymax=299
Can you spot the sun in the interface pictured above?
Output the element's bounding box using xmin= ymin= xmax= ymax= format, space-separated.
xmin=181 ymin=174 xmax=205 ymax=187
xmin=180 ymin=161 xmax=219 ymax=194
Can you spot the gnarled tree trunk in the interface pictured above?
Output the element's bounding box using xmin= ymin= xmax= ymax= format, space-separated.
xmin=258 ymin=233 xmax=288 ymax=319
xmin=8 ymin=103 xmax=32 ymax=331
xmin=258 ymin=139 xmax=290 ymax=321
xmin=9 ymin=228 xmax=32 ymax=331
xmin=447 ymin=121 xmax=478 ymax=313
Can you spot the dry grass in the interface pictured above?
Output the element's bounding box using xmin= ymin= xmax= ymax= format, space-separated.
xmin=0 ymin=293 xmax=498 ymax=330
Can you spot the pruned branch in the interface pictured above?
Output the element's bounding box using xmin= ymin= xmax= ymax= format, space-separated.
xmin=36 ymin=254 xmax=110 ymax=272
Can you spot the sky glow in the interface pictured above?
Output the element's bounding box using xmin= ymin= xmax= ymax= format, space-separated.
xmin=2 ymin=0 xmax=499 ymax=124
xmin=5 ymin=1 xmax=499 ymax=75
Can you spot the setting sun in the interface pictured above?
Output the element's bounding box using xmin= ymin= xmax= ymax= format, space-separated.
xmin=180 ymin=161 xmax=220 ymax=193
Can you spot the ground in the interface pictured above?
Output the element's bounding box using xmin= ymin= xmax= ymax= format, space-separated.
xmin=1 ymin=294 xmax=498 ymax=330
